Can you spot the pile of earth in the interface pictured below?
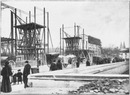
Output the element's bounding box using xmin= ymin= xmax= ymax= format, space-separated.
xmin=69 ymin=78 xmax=129 ymax=94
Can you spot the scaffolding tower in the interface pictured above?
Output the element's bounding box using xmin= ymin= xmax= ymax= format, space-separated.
xmin=14 ymin=23 xmax=45 ymax=60
xmin=63 ymin=37 xmax=81 ymax=56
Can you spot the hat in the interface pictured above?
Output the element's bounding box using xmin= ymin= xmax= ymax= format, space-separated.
xmin=25 ymin=60 xmax=29 ymax=63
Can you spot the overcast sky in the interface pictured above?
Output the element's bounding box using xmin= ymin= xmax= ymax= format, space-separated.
xmin=1 ymin=0 xmax=129 ymax=48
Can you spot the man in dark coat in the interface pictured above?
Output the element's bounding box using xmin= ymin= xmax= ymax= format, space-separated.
xmin=1 ymin=61 xmax=12 ymax=93
xmin=86 ymin=59 xmax=90 ymax=66
xmin=56 ymin=59 xmax=62 ymax=70
xmin=23 ymin=61 xmax=31 ymax=88
xmin=76 ymin=57 xmax=80 ymax=68
xmin=50 ymin=62 xmax=57 ymax=71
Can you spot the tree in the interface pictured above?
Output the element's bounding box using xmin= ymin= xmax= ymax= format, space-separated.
xmin=101 ymin=47 xmax=120 ymax=58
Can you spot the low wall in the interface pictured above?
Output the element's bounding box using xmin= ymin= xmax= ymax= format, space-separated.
xmin=28 ymin=61 xmax=129 ymax=81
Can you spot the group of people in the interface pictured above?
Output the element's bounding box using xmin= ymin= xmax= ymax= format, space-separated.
xmin=50 ymin=56 xmax=84 ymax=70
xmin=49 ymin=56 xmax=83 ymax=71
xmin=1 ymin=60 xmax=31 ymax=93
xmin=50 ymin=59 xmax=62 ymax=71
xmin=73 ymin=57 xmax=91 ymax=67
xmin=70 ymin=57 xmax=81 ymax=68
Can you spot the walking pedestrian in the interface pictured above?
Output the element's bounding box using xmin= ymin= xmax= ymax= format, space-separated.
xmin=23 ymin=60 xmax=31 ymax=88
xmin=1 ymin=61 xmax=13 ymax=93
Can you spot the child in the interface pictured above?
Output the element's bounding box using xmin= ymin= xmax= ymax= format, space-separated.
xmin=17 ymin=69 xmax=23 ymax=84
xmin=12 ymin=71 xmax=17 ymax=85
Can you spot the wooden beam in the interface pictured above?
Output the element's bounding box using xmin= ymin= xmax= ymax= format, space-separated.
xmin=11 ymin=11 xmax=14 ymax=55
xmin=29 ymin=11 xmax=31 ymax=23
xmin=82 ymin=29 xmax=84 ymax=50
xmin=74 ymin=23 xmax=76 ymax=37
xmin=15 ymin=8 xmax=17 ymax=56
xmin=26 ymin=17 xmax=28 ymax=23
xmin=60 ymin=28 xmax=61 ymax=54
xmin=0 ymin=1 xmax=2 ymax=70
xmin=62 ymin=24 xmax=64 ymax=55
xmin=47 ymin=12 xmax=49 ymax=53
xmin=43 ymin=8 xmax=46 ymax=53
xmin=129 ymin=1 xmax=130 ymax=75
xmin=29 ymin=74 xmax=129 ymax=81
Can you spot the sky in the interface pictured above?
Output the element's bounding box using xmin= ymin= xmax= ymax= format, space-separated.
xmin=1 ymin=0 xmax=129 ymax=48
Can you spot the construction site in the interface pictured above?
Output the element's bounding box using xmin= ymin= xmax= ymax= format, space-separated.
xmin=0 ymin=1 xmax=129 ymax=95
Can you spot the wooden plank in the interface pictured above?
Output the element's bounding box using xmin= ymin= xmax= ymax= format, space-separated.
xmin=29 ymin=73 xmax=129 ymax=81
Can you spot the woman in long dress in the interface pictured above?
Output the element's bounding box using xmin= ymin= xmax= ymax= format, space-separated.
xmin=1 ymin=61 xmax=12 ymax=93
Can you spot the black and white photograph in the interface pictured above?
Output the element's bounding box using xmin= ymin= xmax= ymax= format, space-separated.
xmin=0 ymin=0 xmax=129 ymax=94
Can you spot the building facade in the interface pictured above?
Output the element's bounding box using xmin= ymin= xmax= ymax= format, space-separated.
xmin=63 ymin=34 xmax=102 ymax=65
xmin=79 ymin=35 xmax=102 ymax=65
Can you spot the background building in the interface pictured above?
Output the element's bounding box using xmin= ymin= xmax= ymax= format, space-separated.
xmin=79 ymin=35 xmax=102 ymax=65
xmin=63 ymin=34 xmax=102 ymax=65
xmin=119 ymin=42 xmax=129 ymax=59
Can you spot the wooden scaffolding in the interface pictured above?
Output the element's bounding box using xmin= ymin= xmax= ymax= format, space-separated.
xmin=14 ymin=23 xmax=45 ymax=60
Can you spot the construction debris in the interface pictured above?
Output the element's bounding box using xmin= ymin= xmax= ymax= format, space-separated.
xmin=68 ymin=78 xmax=129 ymax=94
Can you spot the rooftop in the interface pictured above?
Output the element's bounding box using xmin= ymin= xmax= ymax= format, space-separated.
xmin=63 ymin=36 xmax=81 ymax=40
xmin=14 ymin=22 xmax=45 ymax=30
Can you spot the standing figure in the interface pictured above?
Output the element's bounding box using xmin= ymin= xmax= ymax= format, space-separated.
xmin=50 ymin=61 xmax=57 ymax=71
xmin=76 ymin=57 xmax=80 ymax=68
xmin=71 ymin=59 xmax=76 ymax=68
xmin=86 ymin=59 xmax=90 ymax=66
xmin=37 ymin=58 xmax=41 ymax=68
xmin=56 ymin=59 xmax=62 ymax=70
xmin=1 ymin=61 xmax=13 ymax=93
xmin=23 ymin=61 xmax=31 ymax=88
xmin=12 ymin=71 xmax=17 ymax=85
xmin=68 ymin=58 xmax=72 ymax=64
xmin=17 ymin=69 xmax=23 ymax=84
